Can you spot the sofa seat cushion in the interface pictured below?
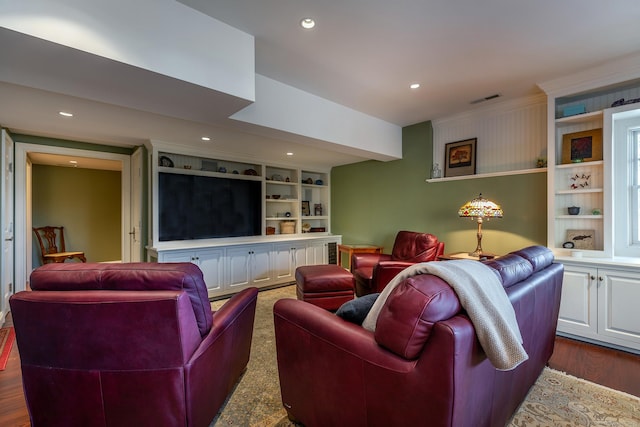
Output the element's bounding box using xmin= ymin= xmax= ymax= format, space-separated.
xmin=30 ymin=262 xmax=213 ymax=336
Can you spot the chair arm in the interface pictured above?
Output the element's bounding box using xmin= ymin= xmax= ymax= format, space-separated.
xmin=274 ymin=298 xmax=411 ymax=370
xmin=185 ymin=287 xmax=259 ymax=426
xmin=371 ymin=261 xmax=416 ymax=293
xmin=350 ymin=252 xmax=392 ymax=271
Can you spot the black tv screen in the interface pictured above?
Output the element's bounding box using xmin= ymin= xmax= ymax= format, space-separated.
xmin=159 ymin=172 xmax=262 ymax=241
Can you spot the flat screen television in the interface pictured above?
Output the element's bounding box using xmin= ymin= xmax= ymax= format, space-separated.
xmin=159 ymin=172 xmax=262 ymax=241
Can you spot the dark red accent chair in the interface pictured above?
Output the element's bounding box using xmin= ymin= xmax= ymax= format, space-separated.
xmin=10 ymin=262 xmax=258 ymax=427
xmin=274 ymin=246 xmax=563 ymax=427
xmin=351 ymin=230 xmax=444 ymax=296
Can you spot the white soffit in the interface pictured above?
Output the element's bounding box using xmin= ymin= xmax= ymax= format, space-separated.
xmin=231 ymin=75 xmax=403 ymax=161
xmin=0 ymin=0 xmax=255 ymax=101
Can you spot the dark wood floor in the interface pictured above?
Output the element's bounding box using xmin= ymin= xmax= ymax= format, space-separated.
xmin=1 ymin=317 xmax=638 ymax=427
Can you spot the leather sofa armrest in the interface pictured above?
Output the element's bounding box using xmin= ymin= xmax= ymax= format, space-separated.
xmin=351 ymin=253 xmax=392 ymax=271
xmin=274 ymin=298 xmax=412 ymax=369
xmin=185 ymin=287 xmax=258 ymax=426
xmin=192 ymin=287 xmax=259 ymax=361
xmin=371 ymin=261 xmax=415 ymax=293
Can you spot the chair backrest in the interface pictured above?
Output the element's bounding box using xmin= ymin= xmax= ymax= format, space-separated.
xmin=33 ymin=226 xmax=66 ymax=258
xmin=29 ymin=262 xmax=213 ymax=336
xmin=390 ymin=230 xmax=443 ymax=262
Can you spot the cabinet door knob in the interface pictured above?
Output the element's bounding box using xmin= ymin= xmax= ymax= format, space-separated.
xmin=598 ymin=276 xmax=603 ymax=281
xmin=590 ymin=275 xmax=595 ymax=280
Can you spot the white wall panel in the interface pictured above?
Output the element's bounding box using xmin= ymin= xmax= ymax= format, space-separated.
xmin=433 ymin=95 xmax=547 ymax=175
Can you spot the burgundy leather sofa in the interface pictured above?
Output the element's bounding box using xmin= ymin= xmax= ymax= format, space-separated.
xmin=274 ymin=246 xmax=563 ymax=427
xmin=10 ymin=262 xmax=258 ymax=427
xmin=351 ymin=230 xmax=444 ymax=296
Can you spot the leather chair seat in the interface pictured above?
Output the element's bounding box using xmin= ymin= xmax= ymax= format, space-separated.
xmin=352 ymin=230 xmax=444 ymax=296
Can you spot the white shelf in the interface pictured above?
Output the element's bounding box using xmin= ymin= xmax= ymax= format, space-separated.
xmin=426 ymin=167 xmax=545 ymax=183
xmin=556 ymin=188 xmax=603 ymax=195
xmin=555 ymin=110 xmax=603 ymax=124
xmin=556 ymin=160 xmax=603 ymax=169
xmin=556 ymin=215 xmax=603 ymax=219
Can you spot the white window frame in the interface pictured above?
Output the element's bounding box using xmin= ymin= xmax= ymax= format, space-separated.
xmin=611 ymin=105 xmax=640 ymax=258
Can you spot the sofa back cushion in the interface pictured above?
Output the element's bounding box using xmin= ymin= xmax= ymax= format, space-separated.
xmin=30 ymin=262 xmax=213 ymax=336
xmin=391 ymin=231 xmax=441 ymax=262
xmin=374 ymin=274 xmax=461 ymax=359
xmin=482 ymin=245 xmax=554 ymax=289
xmin=482 ymin=254 xmax=533 ymax=289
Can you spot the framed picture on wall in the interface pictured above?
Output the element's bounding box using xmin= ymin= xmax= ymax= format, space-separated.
xmin=444 ymin=138 xmax=477 ymax=177
xmin=561 ymin=128 xmax=602 ymax=164
xmin=565 ymin=229 xmax=595 ymax=250
xmin=301 ymin=200 xmax=310 ymax=216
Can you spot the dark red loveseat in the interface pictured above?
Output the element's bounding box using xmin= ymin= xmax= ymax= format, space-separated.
xmin=274 ymin=246 xmax=563 ymax=427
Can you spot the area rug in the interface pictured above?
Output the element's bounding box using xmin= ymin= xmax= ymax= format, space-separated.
xmin=0 ymin=326 xmax=15 ymax=371
xmin=210 ymin=285 xmax=640 ymax=427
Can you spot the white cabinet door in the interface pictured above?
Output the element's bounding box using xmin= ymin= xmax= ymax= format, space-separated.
xmin=557 ymin=264 xmax=598 ymax=337
xmin=193 ymin=248 xmax=224 ymax=296
xmin=227 ymin=246 xmax=252 ymax=290
xmin=306 ymin=241 xmax=327 ymax=265
xmin=273 ymin=242 xmax=306 ymax=282
xmin=251 ymin=244 xmax=272 ymax=286
xmin=598 ymin=269 xmax=640 ymax=349
xmin=161 ymin=248 xmax=224 ymax=298
xmin=227 ymin=245 xmax=273 ymax=290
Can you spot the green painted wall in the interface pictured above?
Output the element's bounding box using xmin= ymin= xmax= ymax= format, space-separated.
xmin=32 ymin=165 xmax=121 ymax=265
xmin=331 ymin=121 xmax=547 ymax=255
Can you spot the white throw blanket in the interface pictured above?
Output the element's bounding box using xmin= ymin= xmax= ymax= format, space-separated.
xmin=362 ymin=260 xmax=528 ymax=371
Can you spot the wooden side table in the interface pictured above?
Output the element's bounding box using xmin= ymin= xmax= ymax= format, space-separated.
xmin=438 ymin=252 xmax=496 ymax=261
xmin=338 ymin=244 xmax=383 ymax=270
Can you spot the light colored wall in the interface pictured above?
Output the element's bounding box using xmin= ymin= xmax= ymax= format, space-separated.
xmin=331 ymin=119 xmax=548 ymax=255
xmin=32 ymin=165 xmax=121 ymax=265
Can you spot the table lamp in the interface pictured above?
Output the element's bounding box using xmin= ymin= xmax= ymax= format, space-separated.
xmin=458 ymin=193 xmax=503 ymax=256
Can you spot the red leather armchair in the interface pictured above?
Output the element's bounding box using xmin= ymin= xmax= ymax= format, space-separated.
xmin=351 ymin=230 xmax=444 ymax=296
xmin=9 ymin=262 xmax=258 ymax=427
xmin=274 ymin=246 xmax=563 ymax=427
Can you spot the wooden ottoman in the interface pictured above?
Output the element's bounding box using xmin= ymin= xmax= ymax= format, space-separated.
xmin=295 ymin=264 xmax=355 ymax=311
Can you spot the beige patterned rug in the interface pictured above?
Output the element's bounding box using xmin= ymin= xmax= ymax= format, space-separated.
xmin=211 ymin=285 xmax=640 ymax=427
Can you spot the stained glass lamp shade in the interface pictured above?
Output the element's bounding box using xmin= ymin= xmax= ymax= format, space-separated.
xmin=458 ymin=193 xmax=503 ymax=256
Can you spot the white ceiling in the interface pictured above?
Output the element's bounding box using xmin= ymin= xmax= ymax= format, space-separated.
xmin=2 ymin=0 xmax=640 ymax=170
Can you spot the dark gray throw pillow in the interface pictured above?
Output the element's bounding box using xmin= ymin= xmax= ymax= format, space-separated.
xmin=336 ymin=293 xmax=380 ymax=324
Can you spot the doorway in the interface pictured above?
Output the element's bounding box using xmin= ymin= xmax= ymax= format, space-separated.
xmin=14 ymin=143 xmax=140 ymax=292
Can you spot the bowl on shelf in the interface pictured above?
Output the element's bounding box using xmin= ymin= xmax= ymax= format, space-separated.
xmin=567 ymin=206 xmax=580 ymax=215
xmin=271 ymin=195 xmax=281 ymax=200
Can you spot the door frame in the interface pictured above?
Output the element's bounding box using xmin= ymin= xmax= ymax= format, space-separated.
xmin=1 ymin=130 xmax=14 ymax=324
xmin=14 ymin=142 xmax=133 ymax=292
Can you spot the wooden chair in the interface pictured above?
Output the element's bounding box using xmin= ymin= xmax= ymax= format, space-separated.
xmin=33 ymin=226 xmax=86 ymax=264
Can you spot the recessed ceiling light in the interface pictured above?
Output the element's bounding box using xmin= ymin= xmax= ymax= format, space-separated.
xmin=201 ymin=136 xmax=211 ymax=141
xmin=300 ymin=18 xmax=315 ymax=29
xmin=410 ymin=83 xmax=420 ymax=89
xmin=59 ymin=111 xmax=73 ymax=117
xmin=286 ymin=152 xmax=294 ymax=156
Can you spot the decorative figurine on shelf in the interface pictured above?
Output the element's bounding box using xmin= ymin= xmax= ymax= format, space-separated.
xmin=431 ymin=163 xmax=441 ymax=179
xmin=314 ymin=204 xmax=323 ymax=216
xmin=536 ymin=157 xmax=547 ymax=168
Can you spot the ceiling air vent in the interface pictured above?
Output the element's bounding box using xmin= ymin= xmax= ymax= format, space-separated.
xmin=470 ymin=93 xmax=501 ymax=105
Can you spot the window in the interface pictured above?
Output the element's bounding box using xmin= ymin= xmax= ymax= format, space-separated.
xmin=612 ymin=107 xmax=640 ymax=257
xmin=633 ymin=129 xmax=640 ymax=245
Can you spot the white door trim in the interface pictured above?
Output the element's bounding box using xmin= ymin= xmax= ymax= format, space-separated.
xmin=14 ymin=142 xmax=131 ymax=292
